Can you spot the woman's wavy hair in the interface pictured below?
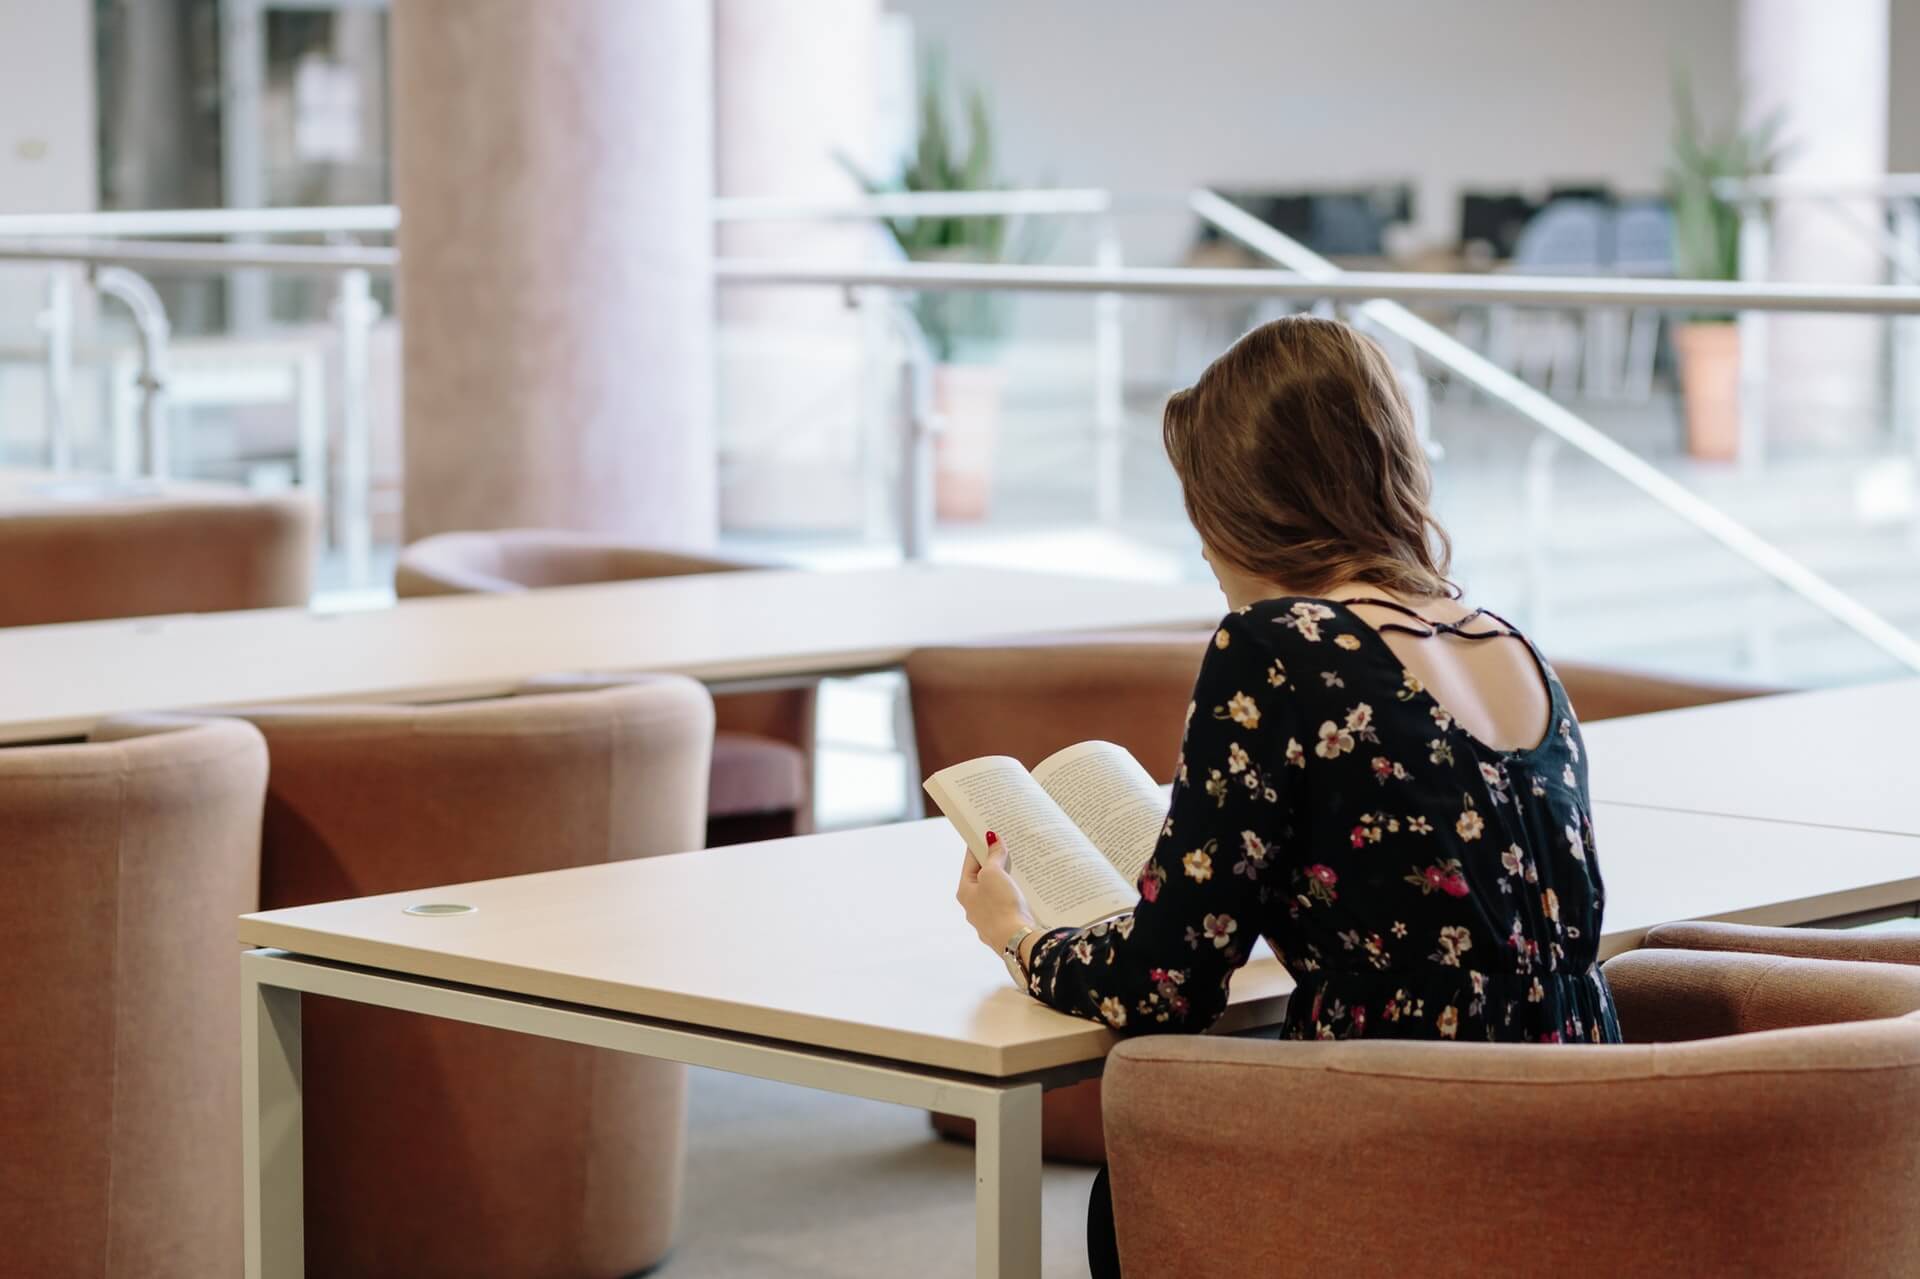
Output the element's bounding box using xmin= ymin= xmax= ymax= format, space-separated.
xmin=1162 ymin=314 xmax=1455 ymax=599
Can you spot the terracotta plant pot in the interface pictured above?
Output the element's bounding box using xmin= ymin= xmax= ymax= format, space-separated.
xmin=931 ymin=362 xmax=1005 ymax=521
xmin=1673 ymin=321 xmax=1741 ymax=462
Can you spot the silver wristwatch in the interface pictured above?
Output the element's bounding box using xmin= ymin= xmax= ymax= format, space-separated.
xmin=1001 ymin=925 xmax=1040 ymax=986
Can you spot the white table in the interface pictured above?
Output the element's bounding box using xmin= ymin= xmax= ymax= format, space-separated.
xmin=0 ymin=565 xmax=1226 ymax=744
xmin=1584 ymin=679 xmax=1920 ymax=837
xmin=235 ymin=798 xmax=1920 ymax=1277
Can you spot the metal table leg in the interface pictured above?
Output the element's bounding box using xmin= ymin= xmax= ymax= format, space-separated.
xmin=242 ymin=963 xmax=305 ymax=1278
xmin=973 ymin=1082 xmax=1044 ymax=1278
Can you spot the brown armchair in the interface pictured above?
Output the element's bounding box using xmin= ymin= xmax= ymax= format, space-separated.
xmin=396 ymin=528 xmax=813 ymax=845
xmin=0 ymin=492 xmax=314 ymax=626
xmin=1103 ymin=949 xmax=1920 ymax=1278
xmin=103 ymin=679 xmax=713 ymax=1279
xmin=905 ymin=633 xmax=1208 ymax=1164
xmin=1551 ymin=660 xmax=1786 ymax=722
xmin=0 ymin=718 xmax=268 ymax=1278
xmin=906 ymin=632 xmax=1210 ymax=786
xmin=1642 ymin=918 xmax=1920 ymax=967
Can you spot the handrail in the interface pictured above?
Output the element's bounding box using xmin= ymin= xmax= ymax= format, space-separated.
xmin=12 ymin=231 xmax=1920 ymax=319
xmin=0 ymin=239 xmax=397 ymax=275
xmin=715 ymin=259 xmax=1920 ymax=316
xmin=5 ymin=182 xmax=1911 ymax=232
xmin=0 ymin=205 xmax=398 ymax=238
xmin=11 ymin=238 xmax=1920 ymax=313
xmin=90 ymin=266 xmax=171 ymax=479
xmin=1186 ymin=188 xmax=1920 ymax=674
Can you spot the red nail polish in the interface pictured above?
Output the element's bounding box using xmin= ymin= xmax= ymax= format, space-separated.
xmin=985 ymin=831 xmax=998 ymax=845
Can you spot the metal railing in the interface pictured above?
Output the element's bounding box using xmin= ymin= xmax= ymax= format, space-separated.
xmin=0 ymin=237 xmax=391 ymax=585
xmin=17 ymin=236 xmax=1920 ymax=310
xmin=711 ymin=257 xmax=1920 ymax=314
xmin=1182 ymin=189 xmax=1920 ymax=674
xmin=0 ymin=238 xmax=396 ymax=275
xmin=7 ymin=194 xmax=1920 ymax=671
xmin=0 ymin=205 xmax=399 ymax=238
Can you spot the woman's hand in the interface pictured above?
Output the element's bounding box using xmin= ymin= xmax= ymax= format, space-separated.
xmin=957 ymin=831 xmax=1036 ymax=956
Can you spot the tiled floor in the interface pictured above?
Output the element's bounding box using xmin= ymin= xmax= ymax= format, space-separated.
xmin=674 ymin=1066 xmax=1098 ymax=1278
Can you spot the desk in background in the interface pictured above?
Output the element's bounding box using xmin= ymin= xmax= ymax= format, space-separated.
xmin=1583 ymin=679 xmax=1920 ymax=838
xmin=0 ymin=565 xmax=1226 ymax=744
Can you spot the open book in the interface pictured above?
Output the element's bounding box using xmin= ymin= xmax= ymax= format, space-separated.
xmin=924 ymin=740 xmax=1165 ymax=931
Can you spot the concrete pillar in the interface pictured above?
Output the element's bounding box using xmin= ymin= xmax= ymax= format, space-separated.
xmin=713 ymin=0 xmax=883 ymax=532
xmin=393 ymin=0 xmax=717 ymax=545
xmin=1742 ymin=0 xmax=1890 ymax=445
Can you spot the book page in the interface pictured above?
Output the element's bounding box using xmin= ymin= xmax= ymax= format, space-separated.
xmin=923 ymin=756 xmax=1136 ymax=928
xmin=1032 ymin=740 xmax=1168 ymax=886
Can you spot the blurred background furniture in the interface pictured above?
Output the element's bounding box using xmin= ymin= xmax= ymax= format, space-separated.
xmin=1610 ymin=197 xmax=1678 ymax=399
xmin=1459 ymin=190 xmax=1541 ymax=261
xmin=0 ymin=484 xmax=313 ymax=626
xmin=905 ymin=632 xmax=1208 ymax=1163
xmin=395 ymin=528 xmax=815 ymax=846
xmin=1487 ymin=198 xmax=1611 ymax=393
xmin=1455 ymin=190 xmax=1676 ymax=401
xmin=1208 ymin=184 xmax=1418 ymax=262
xmin=1103 ymin=948 xmax=1920 ymax=1277
xmin=111 ymin=680 xmax=713 ymax=1279
xmin=0 ymin=718 xmax=268 ymax=1279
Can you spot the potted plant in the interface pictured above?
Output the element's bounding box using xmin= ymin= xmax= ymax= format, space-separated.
xmin=846 ymin=50 xmax=1020 ymax=520
xmin=1666 ymin=76 xmax=1785 ymax=461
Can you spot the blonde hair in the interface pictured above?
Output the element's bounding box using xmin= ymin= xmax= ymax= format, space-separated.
xmin=1162 ymin=314 xmax=1454 ymax=599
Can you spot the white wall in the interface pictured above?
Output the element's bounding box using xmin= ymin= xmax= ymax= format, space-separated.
xmin=887 ymin=0 xmax=1743 ymax=263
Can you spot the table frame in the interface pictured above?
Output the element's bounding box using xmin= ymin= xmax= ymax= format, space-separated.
xmin=241 ymin=949 xmax=1100 ymax=1279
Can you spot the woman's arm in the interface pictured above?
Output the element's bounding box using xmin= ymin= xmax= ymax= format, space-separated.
xmin=1022 ymin=611 xmax=1295 ymax=1034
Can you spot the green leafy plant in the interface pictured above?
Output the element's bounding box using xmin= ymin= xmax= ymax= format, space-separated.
xmin=842 ymin=48 xmax=1021 ymax=362
xmin=1666 ymin=72 xmax=1787 ymax=294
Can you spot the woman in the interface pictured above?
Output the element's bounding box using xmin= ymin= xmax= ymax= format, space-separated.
xmin=956 ymin=315 xmax=1619 ymax=1276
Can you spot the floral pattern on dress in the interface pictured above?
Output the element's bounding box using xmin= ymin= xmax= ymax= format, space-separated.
xmin=1025 ymin=600 xmax=1621 ymax=1047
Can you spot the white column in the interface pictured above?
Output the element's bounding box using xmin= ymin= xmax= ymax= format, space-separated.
xmin=713 ymin=0 xmax=883 ymax=533
xmin=1741 ymin=0 xmax=1891 ymax=446
xmin=393 ymin=0 xmax=717 ymax=546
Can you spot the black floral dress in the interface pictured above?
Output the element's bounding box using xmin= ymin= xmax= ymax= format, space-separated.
xmin=1025 ymin=597 xmax=1622 ymax=1045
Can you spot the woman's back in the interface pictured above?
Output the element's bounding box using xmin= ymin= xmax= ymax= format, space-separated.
xmin=1258 ymin=596 xmax=1608 ymax=1042
xmin=1342 ymin=593 xmax=1551 ymax=753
